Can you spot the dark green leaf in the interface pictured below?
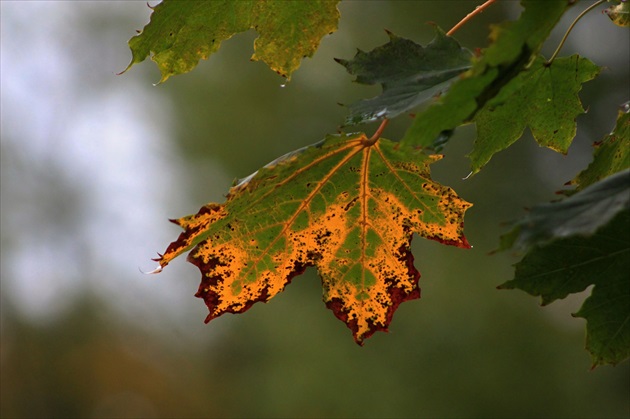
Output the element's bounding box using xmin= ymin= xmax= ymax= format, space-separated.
xmin=573 ymin=252 xmax=630 ymax=367
xmin=336 ymin=27 xmax=472 ymax=125
xmin=498 ymin=169 xmax=630 ymax=252
xmin=401 ymin=0 xmax=570 ymax=149
xmin=499 ymin=210 xmax=630 ymax=366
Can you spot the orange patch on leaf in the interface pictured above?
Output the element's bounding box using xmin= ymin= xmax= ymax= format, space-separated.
xmin=156 ymin=133 xmax=471 ymax=344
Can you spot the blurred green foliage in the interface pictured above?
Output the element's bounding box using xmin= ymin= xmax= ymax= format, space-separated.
xmin=1 ymin=1 xmax=629 ymax=418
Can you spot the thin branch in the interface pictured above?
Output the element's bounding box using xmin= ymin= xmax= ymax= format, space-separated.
xmin=447 ymin=0 xmax=497 ymax=36
xmin=546 ymin=0 xmax=606 ymax=66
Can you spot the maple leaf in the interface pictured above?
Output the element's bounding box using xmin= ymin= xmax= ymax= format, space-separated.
xmin=499 ymin=207 xmax=630 ymax=366
xmin=155 ymin=133 xmax=471 ymax=344
xmin=469 ymin=55 xmax=600 ymax=173
xmin=572 ymin=103 xmax=630 ymax=190
xmin=495 ymin=106 xmax=630 ymax=365
xmin=122 ymin=0 xmax=340 ymax=83
xmin=401 ymin=0 xmax=572 ymax=149
xmin=336 ymin=26 xmax=472 ymax=125
xmin=497 ymin=105 xmax=630 ymax=365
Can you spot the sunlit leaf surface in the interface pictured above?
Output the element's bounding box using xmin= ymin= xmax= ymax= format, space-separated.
xmin=157 ymin=133 xmax=471 ymax=344
xmin=470 ymin=55 xmax=599 ymax=173
xmin=123 ymin=0 xmax=340 ymax=82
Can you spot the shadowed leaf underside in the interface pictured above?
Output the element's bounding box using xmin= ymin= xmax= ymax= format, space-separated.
xmin=157 ymin=133 xmax=471 ymax=344
xmin=336 ymin=26 xmax=472 ymax=125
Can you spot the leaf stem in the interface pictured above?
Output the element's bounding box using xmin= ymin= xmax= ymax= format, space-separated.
xmin=447 ymin=0 xmax=497 ymax=36
xmin=366 ymin=119 xmax=389 ymax=145
xmin=546 ymin=0 xmax=607 ymax=66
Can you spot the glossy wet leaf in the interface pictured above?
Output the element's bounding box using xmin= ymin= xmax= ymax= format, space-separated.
xmin=123 ymin=0 xmax=339 ymax=83
xmin=156 ymin=133 xmax=471 ymax=344
xmin=499 ymin=209 xmax=630 ymax=366
xmin=469 ymin=55 xmax=600 ymax=174
xmin=402 ymin=0 xmax=570 ymax=149
xmin=336 ymin=27 xmax=472 ymax=125
xmin=498 ymin=170 xmax=630 ymax=252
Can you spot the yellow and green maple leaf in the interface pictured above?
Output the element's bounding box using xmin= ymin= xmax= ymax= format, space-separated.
xmin=156 ymin=133 xmax=471 ymax=344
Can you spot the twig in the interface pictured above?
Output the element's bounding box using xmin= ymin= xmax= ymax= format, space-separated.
xmin=365 ymin=119 xmax=389 ymax=145
xmin=546 ymin=0 xmax=606 ymax=66
xmin=447 ymin=0 xmax=497 ymax=36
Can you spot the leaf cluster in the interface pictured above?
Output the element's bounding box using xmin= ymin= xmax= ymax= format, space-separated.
xmin=126 ymin=0 xmax=629 ymax=364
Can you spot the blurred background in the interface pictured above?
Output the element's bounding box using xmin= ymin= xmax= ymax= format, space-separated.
xmin=1 ymin=1 xmax=628 ymax=418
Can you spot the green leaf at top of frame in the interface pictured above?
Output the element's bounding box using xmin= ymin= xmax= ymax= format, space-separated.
xmin=469 ymin=55 xmax=600 ymax=174
xmin=401 ymin=0 xmax=572 ymax=150
xmin=122 ymin=0 xmax=340 ymax=83
xmin=336 ymin=26 xmax=473 ymax=125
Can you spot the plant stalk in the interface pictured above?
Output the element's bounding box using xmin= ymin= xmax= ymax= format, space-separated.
xmin=546 ymin=0 xmax=607 ymax=66
xmin=447 ymin=0 xmax=497 ymax=36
